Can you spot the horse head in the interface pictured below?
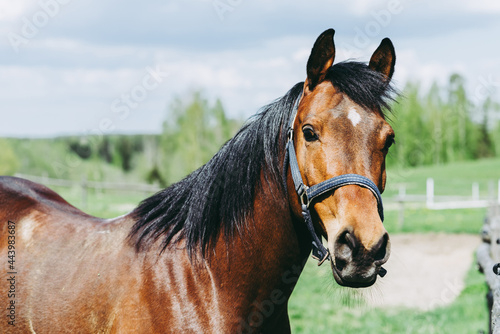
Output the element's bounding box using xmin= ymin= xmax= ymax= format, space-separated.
xmin=287 ymin=29 xmax=395 ymax=288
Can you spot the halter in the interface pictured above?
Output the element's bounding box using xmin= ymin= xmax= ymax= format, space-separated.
xmin=283 ymin=94 xmax=385 ymax=268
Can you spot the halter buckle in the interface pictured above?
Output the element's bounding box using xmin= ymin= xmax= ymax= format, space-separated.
xmin=297 ymin=184 xmax=309 ymax=207
xmin=317 ymin=249 xmax=330 ymax=266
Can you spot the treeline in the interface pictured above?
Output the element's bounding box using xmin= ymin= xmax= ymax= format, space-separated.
xmin=157 ymin=91 xmax=241 ymax=185
xmin=67 ymin=135 xmax=145 ymax=173
xmin=1 ymin=75 xmax=499 ymax=184
xmin=1 ymin=135 xmax=157 ymax=182
xmin=388 ymin=74 xmax=500 ymax=167
xmin=0 ymin=92 xmax=241 ymax=186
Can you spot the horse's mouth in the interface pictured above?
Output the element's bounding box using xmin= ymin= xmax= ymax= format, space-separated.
xmin=330 ymin=259 xmax=380 ymax=288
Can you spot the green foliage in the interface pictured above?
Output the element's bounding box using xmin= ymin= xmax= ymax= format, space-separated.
xmin=4 ymin=79 xmax=498 ymax=186
xmin=493 ymin=123 xmax=500 ymax=157
xmin=117 ymin=137 xmax=133 ymax=172
xmin=0 ymin=91 xmax=239 ymax=185
xmin=68 ymin=137 xmax=92 ymax=159
xmin=480 ymin=96 xmax=500 ymax=157
xmin=98 ymin=136 xmax=113 ymax=163
xmin=5 ymin=138 xmax=71 ymax=178
xmin=146 ymin=164 xmax=167 ymax=187
xmin=4 ymin=136 xmax=145 ymax=183
xmin=390 ymin=82 xmax=432 ymax=166
xmin=159 ymin=91 xmax=240 ymax=184
xmin=388 ymin=74 xmax=499 ymax=168
xmin=0 ymin=139 xmax=20 ymax=175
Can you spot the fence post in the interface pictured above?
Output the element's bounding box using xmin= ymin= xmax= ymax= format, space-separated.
xmin=491 ymin=212 xmax=500 ymax=263
xmin=426 ymin=178 xmax=434 ymax=208
xmin=81 ymin=176 xmax=87 ymax=210
xmin=498 ymin=179 xmax=500 ymax=205
xmin=472 ymin=182 xmax=480 ymax=201
xmin=398 ymin=184 xmax=406 ymax=229
xmin=399 ymin=184 xmax=406 ymax=198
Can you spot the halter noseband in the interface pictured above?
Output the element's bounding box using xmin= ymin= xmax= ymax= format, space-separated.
xmin=283 ymin=94 xmax=385 ymax=268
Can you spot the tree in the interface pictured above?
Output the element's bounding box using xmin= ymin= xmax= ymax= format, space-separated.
xmin=98 ymin=136 xmax=113 ymax=163
xmin=475 ymin=96 xmax=497 ymax=158
xmin=117 ymin=136 xmax=133 ymax=172
xmin=0 ymin=139 xmax=20 ymax=175
xmin=389 ymin=82 xmax=432 ymax=167
xmin=160 ymin=91 xmax=240 ymax=184
xmin=386 ymin=73 xmax=500 ymax=168
xmin=146 ymin=164 xmax=166 ymax=187
xmin=68 ymin=137 xmax=92 ymax=159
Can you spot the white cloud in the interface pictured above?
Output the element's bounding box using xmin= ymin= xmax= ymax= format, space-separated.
xmin=345 ymin=0 xmax=392 ymax=16
xmin=0 ymin=0 xmax=35 ymax=21
xmin=0 ymin=0 xmax=498 ymax=136
xmin=433 ymin=0 xmax=500 ymax=13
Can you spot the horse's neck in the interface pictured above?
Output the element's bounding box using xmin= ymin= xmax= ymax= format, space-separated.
xmin=139 ymin=179 xmax=312 ymax=332
xmin=208 ymin=179 xmax=312 ymax=327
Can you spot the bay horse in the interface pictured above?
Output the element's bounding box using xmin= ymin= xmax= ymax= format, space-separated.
xmin=0 ymin=29 xmax=396 ymax=333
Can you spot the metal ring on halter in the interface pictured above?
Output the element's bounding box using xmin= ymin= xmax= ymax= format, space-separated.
xmin=297 ymin=184 xmax=309 ymax=207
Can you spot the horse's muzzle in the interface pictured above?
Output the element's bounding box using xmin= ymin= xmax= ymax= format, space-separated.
xmin=330 ymin=230 xmax=391 ymax=288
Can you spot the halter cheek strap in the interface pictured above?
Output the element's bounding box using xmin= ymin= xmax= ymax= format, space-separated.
xmin=283 ymin=95 xmax=385 ymax=267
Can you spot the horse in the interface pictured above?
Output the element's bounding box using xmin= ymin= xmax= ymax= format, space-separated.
xmin=0 ymin=29 xmax=396 ymax=333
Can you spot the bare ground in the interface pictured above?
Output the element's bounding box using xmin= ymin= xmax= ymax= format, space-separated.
xmin=367 ymin=233 xmax=481 ymax=310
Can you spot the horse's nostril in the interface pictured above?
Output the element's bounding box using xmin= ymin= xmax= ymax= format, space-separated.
xmin=335 ymin=258 xmax=346 ymax=271
xmin=335 ymin=230 xmax=358 ymax=261
xmin=373 ymin=233 xmax=389 ymax=262
xmin=337 ymin=230 xmax=357 ymax=249
xmin=345 ymin=232 xmax=357 ymax=250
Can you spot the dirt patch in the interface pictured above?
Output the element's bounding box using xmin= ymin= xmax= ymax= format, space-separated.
xmin=367 ymin=233 xmax=481 ymax=310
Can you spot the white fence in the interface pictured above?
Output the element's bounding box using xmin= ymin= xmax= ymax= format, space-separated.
xmin=388 ymin=178 xmax=500 ymax=209
xmin=14 ymin=174 xmax=500 ymax=216
xmin=385 ymin=178 xmax=500 ymax=228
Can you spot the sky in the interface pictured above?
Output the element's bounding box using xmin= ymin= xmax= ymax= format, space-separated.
xmin=0 ymin=0 xmax=499 ymax=137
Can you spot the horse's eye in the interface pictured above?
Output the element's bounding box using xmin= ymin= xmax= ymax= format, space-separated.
xmin=384 ymin=135 xmax=395 ymax=151
xmin=302 ymin=126 xmax=318 ymax=142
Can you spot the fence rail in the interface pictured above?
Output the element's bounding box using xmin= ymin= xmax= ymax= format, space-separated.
xmin=14 ymin=173 xmax=162 ymax=209
xmin=477 ymin=204 xmax=500 ymax=334
xmin=387 ymin=178 xmax=500 ymax=208
xmin=14 ymin=174 xmax=499 ymax=215
xmin=15 ymin=173 xmax=162 ymax=192
xmin=385 ymin=178 xmax=500 ymax=228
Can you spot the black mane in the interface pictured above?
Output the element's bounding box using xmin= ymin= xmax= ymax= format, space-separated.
xmin=328 ymin=61 xmax=396 ymax=113
xmin=129 ymin=62 xmax=395 ymax=257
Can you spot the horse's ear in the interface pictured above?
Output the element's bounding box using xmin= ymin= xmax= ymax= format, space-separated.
xmin=369 ymin=38 xmax=396 ymax=82
xmin=306 ymin=29 xmax=336 ymax=91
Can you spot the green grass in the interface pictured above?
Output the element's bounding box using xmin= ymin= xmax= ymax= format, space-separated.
xmin=289 ymin=259 xmax=488 ymax=334
xmin=383 ymin=208 xmax=486 ymax=234
xmin=385 ymin=157 xmax=500 ymax=197
xmin=380 ymin=158 xmax=497 ymax=235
